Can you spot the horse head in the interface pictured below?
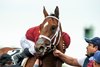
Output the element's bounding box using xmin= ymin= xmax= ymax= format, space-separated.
xmin=35 ymin=6 xmax=64 ymax=57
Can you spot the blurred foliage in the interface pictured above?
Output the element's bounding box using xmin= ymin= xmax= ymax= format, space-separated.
xmin=84 ymin=25 xmax=94 ymax=39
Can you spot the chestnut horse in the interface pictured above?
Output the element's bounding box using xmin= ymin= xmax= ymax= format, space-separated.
xmin=0 ymin=6 xmax=65 ymax=67
xmin=35 ymin=6 xmax=65 ymax=67
xmin=25 ymin=6 xmax=65 ymax=67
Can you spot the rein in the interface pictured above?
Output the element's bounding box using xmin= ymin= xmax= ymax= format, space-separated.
xmin=39 ymin=16 xmax=61 ymax=53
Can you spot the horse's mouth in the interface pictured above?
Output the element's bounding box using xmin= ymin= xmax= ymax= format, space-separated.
xmin=35 ymin=52 xmax=44 ymax=57
xmin=35 ymin=47 xmax=45 ymax=57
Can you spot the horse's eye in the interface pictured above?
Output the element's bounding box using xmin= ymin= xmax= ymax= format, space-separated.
xmin=45 ymin=43 xmax=50 ymax=46
xmin=45 ymin=41 xmax=50 ymax=46
xmin=51 ymin=25 xmax=56 ymax=32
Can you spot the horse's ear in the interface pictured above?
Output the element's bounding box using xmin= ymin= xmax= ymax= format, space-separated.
xmin=54 ymin=6 xmax=59 ymax=19
xmin=43 ymin=6 xmax=49 ymax=17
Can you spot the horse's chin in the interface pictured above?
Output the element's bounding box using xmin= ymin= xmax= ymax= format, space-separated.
xmin=35 ymin=52 xmax=44 ymax=57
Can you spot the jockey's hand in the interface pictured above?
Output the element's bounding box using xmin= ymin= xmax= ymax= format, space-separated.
xmin=53 ymin=49 xmax=63 ymax=57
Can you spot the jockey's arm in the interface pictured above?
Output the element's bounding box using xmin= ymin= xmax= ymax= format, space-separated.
xmin=20 ymin=37 xmax=35 ymax=49
xmin=20 ymin=37 xmax=36 ymax=55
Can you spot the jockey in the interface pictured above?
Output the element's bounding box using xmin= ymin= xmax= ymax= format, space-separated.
xmin=14 ymin=25 xmax=71 ymax=65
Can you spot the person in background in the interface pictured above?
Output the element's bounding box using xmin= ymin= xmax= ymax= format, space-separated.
xmin=0 ymin=54 xmax=12 ymax=66
xmin=0 ymin=54 xmax=22 ymax=67
xmin=53 ymin=37 xmax=100 ymax=67
xmin=93 ymin=51 xmax=100 ymax=67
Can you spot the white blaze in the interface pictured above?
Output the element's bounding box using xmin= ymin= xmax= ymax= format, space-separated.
xmin=44 ymin=22 xmax=48 ymax=28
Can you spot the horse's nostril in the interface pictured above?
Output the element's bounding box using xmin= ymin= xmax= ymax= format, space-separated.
xmin=35 ymin=47 xmax=39 ymax=52
xmin=46 ymin=47 xmax=50 ymax=51
xmin=39 ymin=46 xmax=44 ymax=52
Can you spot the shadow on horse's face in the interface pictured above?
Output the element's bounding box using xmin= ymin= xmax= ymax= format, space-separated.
xmin=35 ymin=16 xmax=61 ymax=57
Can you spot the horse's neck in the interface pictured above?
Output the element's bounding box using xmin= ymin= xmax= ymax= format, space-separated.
xmin=57 ymin=37 xmax=65 ymax=53
xmin=41 ymin=52 xmax=62 ymax=67
xmin=25 ymin=56 xmax=37 ymax=67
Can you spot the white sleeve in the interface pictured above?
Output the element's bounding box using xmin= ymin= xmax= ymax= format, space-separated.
xmin=20 ymin=37 xmax=35 ymax=49
xmin=20 ymin=37 xmax=36 ymax=55
xmin=77 ymin=56 xmax=86 ymax=66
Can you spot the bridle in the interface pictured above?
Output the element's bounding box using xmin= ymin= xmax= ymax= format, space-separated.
xmin=39 ymin=16 xmax=61 ymax=54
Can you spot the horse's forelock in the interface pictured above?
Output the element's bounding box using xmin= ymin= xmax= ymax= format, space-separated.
xmin=50 ymin=13 xmax=59 ymax=19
